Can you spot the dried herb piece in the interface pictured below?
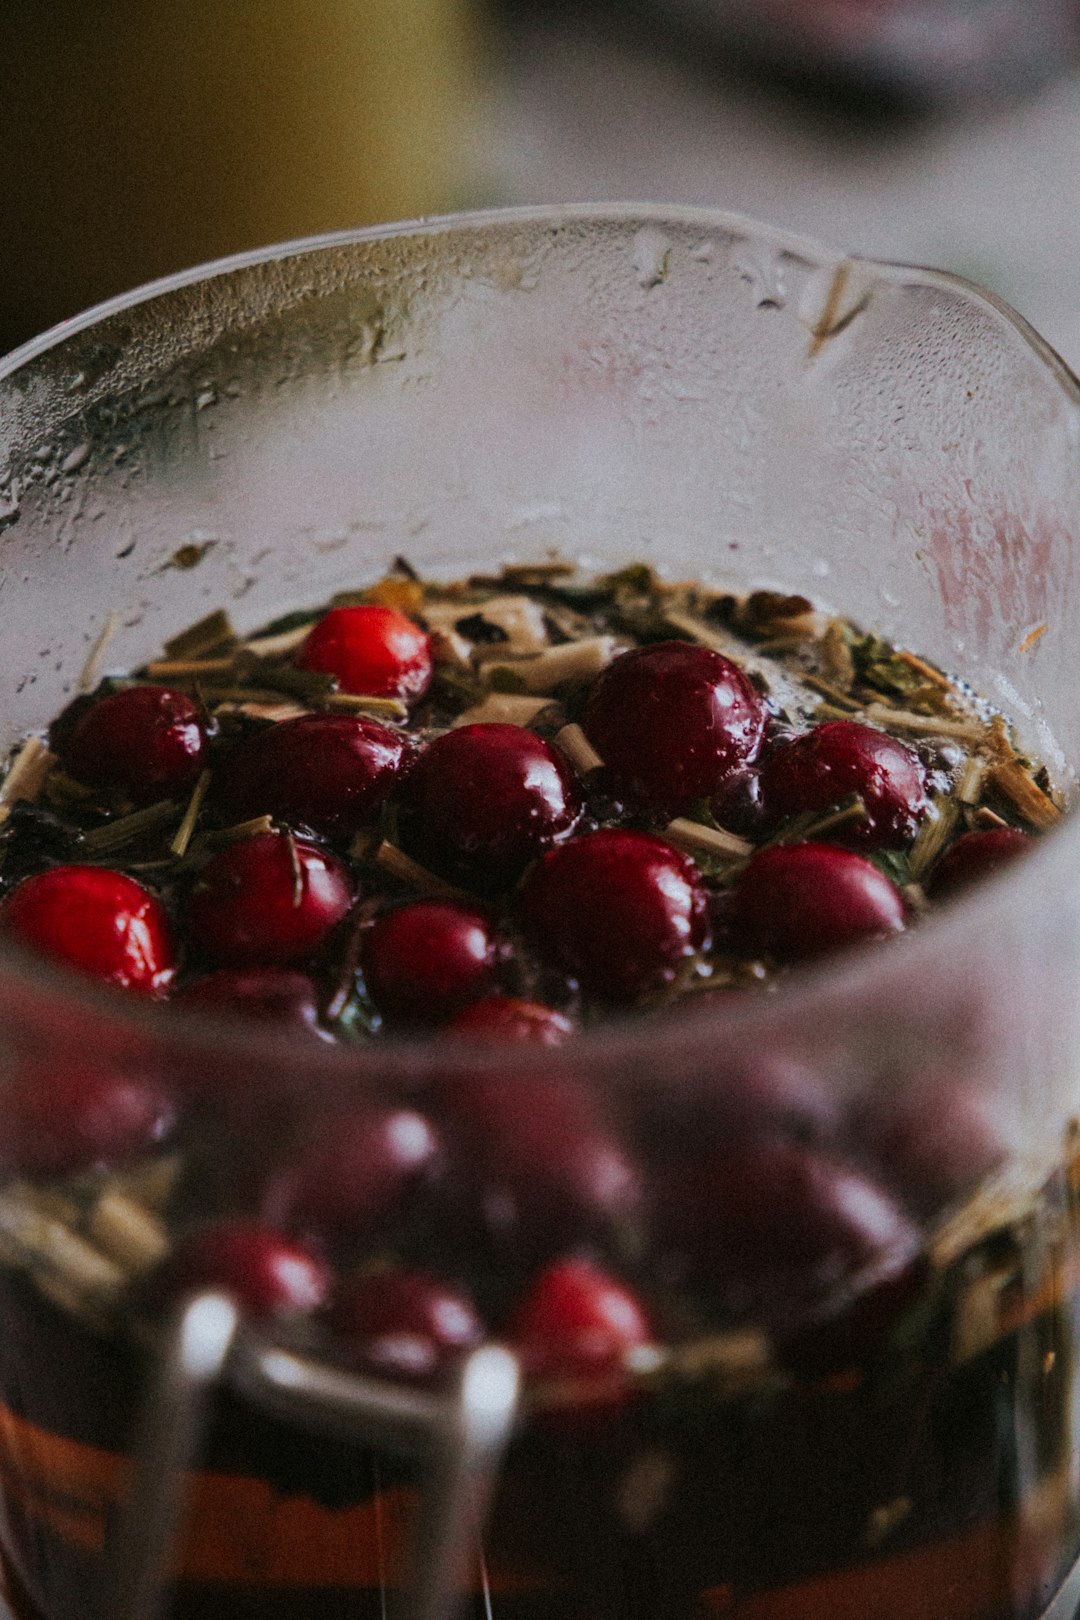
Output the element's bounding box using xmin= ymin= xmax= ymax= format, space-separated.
xmin=162 ymin=609 xmax=237 ymax=662
xmin=984 ymin=760 xmax=1061 ymax=832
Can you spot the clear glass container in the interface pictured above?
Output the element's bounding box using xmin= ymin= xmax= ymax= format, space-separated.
xmin=1 ymin=204 xmax=1080 ymax=1620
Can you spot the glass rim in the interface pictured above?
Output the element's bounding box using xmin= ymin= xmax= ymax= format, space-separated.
xmin=1 ymin=199 xmax=1077 ymax=1084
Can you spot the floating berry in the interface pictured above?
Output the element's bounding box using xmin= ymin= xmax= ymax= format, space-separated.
xmin=187 ymin=831 xmax=353 ymax=967
xmin=3 ymin=864 xmax=177 ymax=994
xmin=758 ymin=721 xmax=928 ymax=848
xmin=296 ymin=604 xmax=433 ymax=704
xmin=156 ymin=1222 xmax=331 ymax=1318
xmin=710 ymin=763 xmax=767 ymax=838
xmin=211 ymin=714 xmax=408 ymax=842
xmin=659 ymin=1139 xmax=916 ymax=1322
xmin=583 ymin=641 xmax=766 ymax=818
xmin=926 ymin=826 xmax=1034 ymax=900
xmin=267 ymin=1107 xmax=442 ymax=1245
xmin=438 ymin=1070 xmax=640 ymax=1254
xmin=508 ymin=1258 xmax=652 ymax=1415
xmin=520 ymin=828 xmax=708 ymax=1001
xmin=330 ymin=1269 xmax=483 ymax=1379
xmin=361 ymin=902 xmax=502 ymax=1027
xmin=440 ymin=996 xmax=573 ymax=1045
xmin=398 ymin=724 xmax=581 ymax=891
xmin=175 ymin=967 xmax=324 ymax=1032
xmin=730 ymin=842 xmax=905 ymax=963
xmin=58 ymin=685 xmax=207 ymax=805
xmin=3 ymin=1063 xmax=174 ymax=1176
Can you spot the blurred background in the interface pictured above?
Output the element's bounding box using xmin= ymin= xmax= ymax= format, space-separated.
xmin=3 ymin=0 xmax=1080 ymax=366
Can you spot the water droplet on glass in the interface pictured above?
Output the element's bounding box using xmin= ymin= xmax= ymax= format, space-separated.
xmin=0 ymin=495 xmax=20 ymax=532
xmin=632 ymin=227 xmax=672 ymax=291
xmin=195 ymin=386 xmax=218 ymax=411
xmin=61 ymin=443 xmax=91 ymax=475
xmin=813 ymin=558 xmax=831 ymax=577
xmin=732 ymin=247 xmax=787 ymax=310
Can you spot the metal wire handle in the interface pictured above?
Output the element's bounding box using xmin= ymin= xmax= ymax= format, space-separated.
xmin=108 ymin=1292 xmax=521 ymax=1620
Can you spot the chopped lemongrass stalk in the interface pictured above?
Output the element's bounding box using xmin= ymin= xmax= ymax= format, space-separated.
xmin=201 ymin=814 xmax=274 ymax=849
xmin=145 ymin=656 xmax=236 ymax=679
xmin=88 ymin=1191 xmax=171 ymax=1275
xmin=662 ymin=608 xmax=744 ymax=658
xmin=951 ymin=1269 xmax=1013 ymax=1365
xmin=81 ymin=800 xmax=180 ymax=853
xmin=429 ymin=627 xmax=474 ymax=671
xmin=453 ymin=695 xmax=558 ymax=729
xmin=323 ymin=692 xmax=409 ymax=720
xmin=373 ymin=840 xmax=474 ymax=902
xmin=212 ymin=699 xmax=309 ymax=723
xmin=554 ymin=723 xmax=604 ymax=775
xmin=909 ymin=794 xmax=961 ymax=881
xmin=201 ymin=685 xmax=307 ymax=706
xmin=116 ymin=1155 xmax=181 ymax=1213
xmin=985 ymin=714 xmax=1015 ymax=761
xmin=766 ymin=793 xmax=868 ymax=849
xmin=429 ymin=594 xmax=549 ymax=655
xmin=170 ymin=769 xmax=212 ymax=857
xmin=895 ymin=649 xmax=954 ymax=690
xmin=975 ymin=805 xmax=1010 ymax=830
xmin=985 ymin=760 xmax=1061 ymax=831
xmin=821 ymin=619 xmax=856 ymax=685
xmin=78 ymin=609 xmax=122 ymax=693
xmin=803 ymin=674 xmax=861 ymax=711
xmin=505 ymin=636 xmax=618 ymax=693
xmin=956 ymin=755 xmax=985 ymax=806
xmin=240 ymin=623 xmax=313 ymax=659
xmin=500 ymin=559 xmax=576 ymax=584
xmin=862 ymin=704 xmax=989 ymax=743
xmin=664 ymin=818 xmax=753 ymax=862
xmin=0 ymin=736 xmax=55 ymax=820
xmin=163 ymin=608 xmax=237 ymax=662
xmin=669 ymin=1328 xmax=773 ymax=1381
xmin=902 ymin=882 xmax=930 ymax=914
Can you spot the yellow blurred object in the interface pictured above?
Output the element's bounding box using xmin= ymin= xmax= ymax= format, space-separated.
xmin=0 ymin=0 xmax=483 ymax=353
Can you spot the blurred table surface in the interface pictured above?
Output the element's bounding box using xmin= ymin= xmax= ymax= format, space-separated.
xmin=488 ymin=9 xmax=1080 ymax=373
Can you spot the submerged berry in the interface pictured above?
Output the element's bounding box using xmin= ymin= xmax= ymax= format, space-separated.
xmin=926 ymin=826 xmax=1034 ymax=899
xmin=759 ymin=721 xmax=928 ymax=849
xmin=3 ymin=1063 xmax=174 ymax=1176
xmin=330 ymin=1269 xmax=483 ymax=1379
xmin=520 ymin=828 xmax=708 ymax=1001
xmin=398 ymin=724 xmax=581 ymax=892
xmin=584 ymin=641 xmax=767 ymax=818
xmin=362 ymin=901 xmax=501 ymax=1027
xmin=58 ymin=685 xmax=206 ymax=805
xmin=730 ymin=842 xmax=906 ymax=963
xmin=187 ymin=830 xmax=353 ymax=967
xmin=296 ymin=604 xmax=433 ymax=704
xmin=440 ymin=996 xmax=573 ymax=1045
xmin=508 ymin=1258 xmax=652 ymax=1416
xmin=211 ymin=714 xmax=408 ymax=841
xmin=175 ymin=967 xmax=324 ymax=1032
xmin=157 ymin=1222 xmax=331 ymax=1317
xmin=268 ymin=1107 xmax=442 ymax=1244
xmin=3 ymin=864 xmax=177 ymax=995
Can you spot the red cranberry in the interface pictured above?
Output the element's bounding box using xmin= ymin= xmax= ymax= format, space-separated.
xmin=3 ymin=864 xmax=177 ymax=994
xmin=58 ymin=685 xmax=207 ymax=805
xmin=398 ymin=724 xmax=581 ymax=892
xmin=175 ymin=967 xmax=323 ymax=1032
xmin=659 ymin=1139 xmax=916 ymax=1323
xmin=156 ymin=1222 xmax=331 ymax=1317
xmin=583 ymin=641 xmax=766 ymax=818
xmin=520 ymin=828 xmax=709 ymax=1001
xmin=361 ymin=902 xmax=502 ymax=1027
xmin=438 ymin=1070 xmax=640 ymax=1254
xmin=267 ymin=1107 xmax=442 ymax=1245
xmin=296 ymin=604 xmax=433 ymax=704
xmin=758 ymin=721 xmax=928 ymax=849
xmin=710 ymin=763 xmax=767 ymax=838
xmin=926 ymin=826 xmax=1034 ymax=900
xmin=187 ymin=831 xmax=353 ymax=967
xmin=3 ymin=1063 xmax=174 ymax=1176
xmin=440 ymin=996 xmax=574 ymax=1045
xmin=330 ymin=1269 xmax=483 ymax=1379
xmin=508 ymin=1259 xmax=652 ymax=1413
xmin=211 ymin=714 xmax=408 ymax=841
xmin=730 ymin=842 xmax=906 ymax=963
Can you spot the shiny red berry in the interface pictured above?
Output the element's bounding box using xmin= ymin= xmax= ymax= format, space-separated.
xmin=296 ymin=604 xmax=433 ymax=703
xmin=267 ymin=1107 xmax=442 ymax=1244
xmin=583 ymin=641 xmax=766 ymax=818
xmin=211 ymin=714 xmax=408 ymax=841
xmin=187 ymin=831 xmax=353 ymax=967
xmin=175 ymin=967 xmax=324 ymax=1032
xmin=3 ymin=864 xmax=177 ymax=994
xmin=759 ymin=721 xmax=928 ymax=849
xmin=399 ymin=724 xmax=581 ymax=891
xmin=440 ymin=996 xmax=573 ymax=1045
xmin=730 ymin=842 xmax=905 ymax=963
xmin=508 ymin=1258 xmax=652 ymax=1406
xmin=361 ymin=902 xmax=502 ymax=1027
xmin=330 ymin=1269 xmax=483 ymax=1379
xmin=926 ymin=826 xmax=1033 ymax=899
xmin=520 ymin=828 xmax=708 ymax=1001
xmin=157 ymin=1222 xmax=331 ymax=1317
xmin=58 ymin=685 xmax=207 ymax=805
xmin=3 ymin=1063 xmax=174 ymax=1176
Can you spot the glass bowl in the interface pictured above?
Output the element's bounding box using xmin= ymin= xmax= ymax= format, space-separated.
xmin=1 ymin=204 xmax=1080 ymax=1620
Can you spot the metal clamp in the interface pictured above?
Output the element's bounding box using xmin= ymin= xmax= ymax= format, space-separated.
xmin=108 ymin=1293 xmax=521 ymax=1620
